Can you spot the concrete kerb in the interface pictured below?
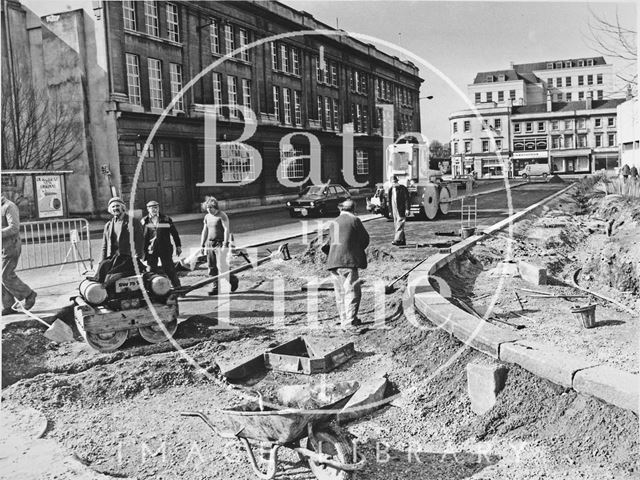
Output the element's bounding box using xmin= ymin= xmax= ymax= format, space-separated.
xmin=411 ymin=182 xmax=640 ymax=414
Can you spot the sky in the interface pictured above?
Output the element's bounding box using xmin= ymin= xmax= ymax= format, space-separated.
xmin=23 ymin=0 xmax=638 ymax=143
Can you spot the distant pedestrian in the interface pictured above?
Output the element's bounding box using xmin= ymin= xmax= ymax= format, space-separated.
xmin=630 ymin=166 xmax=639 ymax=179
xmin=389 ymin=175 xmax=410 ymax=246
xmin=2 ymin=195 xmax=37 ymax=315
xmin=621 ymin=164 xmax=631 ymax=180
xmin=200 ymin=197 xmax=230 ymax=295
xmin=93 ymin=197 xmax=144 ymax=285
xmin=322 ymin=199 xmax=369 ymax=328
xmin=142 ymin=200 xmax=182 ymax=288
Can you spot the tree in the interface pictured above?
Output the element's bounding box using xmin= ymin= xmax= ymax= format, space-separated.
xmin=1 ymin=82 xmax=81 ymax=171
xmin=429 ymin=140 xmax=445 ymax=158
xmin=586 ymin=7 xmax=637 ymax=91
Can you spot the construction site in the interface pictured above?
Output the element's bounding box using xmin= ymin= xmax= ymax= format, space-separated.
xmin=2 ymin=176 xmax=639 ymax=480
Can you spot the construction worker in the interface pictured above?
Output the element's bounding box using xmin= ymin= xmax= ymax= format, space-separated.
xmin=2 ymin=195 xmax=37 ymax=315
xmin=142 ymin=200 xmax=182 ymax=288
xmin=389 ymin=175 xmax=410 ymax=246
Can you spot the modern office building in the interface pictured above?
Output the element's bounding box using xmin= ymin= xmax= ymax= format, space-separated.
xmin=450 ymin=57 xmax=624 ymax=178
xmin=617 ymin=97 xmax=640 ymax=171
xmin=3 ymin=0 xmax=423 ymax=215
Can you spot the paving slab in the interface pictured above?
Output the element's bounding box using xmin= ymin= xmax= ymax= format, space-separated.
xmin=573 ymin=365 xmax=639 ymax=414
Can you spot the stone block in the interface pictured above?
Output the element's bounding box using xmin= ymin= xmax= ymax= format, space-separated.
xmin=338 ymin=377 xmax=388 ymax=423
xmin=518 ymin=261 xmax=548 ymax=285
xmin=573 ymin=365 xmax=639 ymax=414
xmin=466 ymin=362 xmax=509 ymax=415
xmin=500 ymin=340 xmax=599 ymax=388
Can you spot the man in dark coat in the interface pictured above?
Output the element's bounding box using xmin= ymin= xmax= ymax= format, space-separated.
xmin=389 ymin=175 xmax=410 ymax=246
xmin=142 ymin=200 xmax=182 ymax=287
xmin=322 ymin=199 xmax=369 ymax=327
xmin=93 ymin=197 xmax=144 ymax=285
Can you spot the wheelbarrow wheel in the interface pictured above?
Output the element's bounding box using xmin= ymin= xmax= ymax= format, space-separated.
xmin=305 ymin=426 xmax=354 ymax=480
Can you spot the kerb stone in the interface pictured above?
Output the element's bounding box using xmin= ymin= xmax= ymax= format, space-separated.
xmin=466 ymin=362 xmax=509 ymax=415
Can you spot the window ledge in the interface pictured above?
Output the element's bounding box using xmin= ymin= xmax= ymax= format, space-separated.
xmin=124 ymin=28 xmax=182 ymax=48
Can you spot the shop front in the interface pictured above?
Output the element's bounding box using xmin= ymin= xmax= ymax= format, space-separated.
xmin=593 ymin=149 xmax=620 ymax=174
xmin=512 ymin=151 xmax=549 ymax=176
xmin=479 ymin=156 xmax=508 ymax=178
xmin=549 ymin=149 xmax=591 ymax=174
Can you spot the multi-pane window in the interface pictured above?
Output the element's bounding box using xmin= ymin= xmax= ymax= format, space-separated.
xmin=148 ymin=58 xmax=163 ymax=109
xmin=495 ymin=119 xmax=501 ymax=129
xmin=283 ymin=87 xmax=292 ymax=125
xmin=212 ymin=73 xmax=223 ymax=114
xmin=144 ymin=1 xmax=159 ymax=37
xmin=169 ymin=63 xmax=183 ymax=111
xmin=608 ymin=117 xmax=615 ymax=127
xmin=453 ymin=122 xmax=458 ymax=133
xmin=498 ymin=91 xmax=504 ymax=102
xmin=281 ymin=45 xmax=290 ymax=73
xmin=317 ymin=96 xmax=323 ymax=122
xmin=537 ymin=121 xmax=545 ymax=132
xmin=273 ymin=86 xmax=281 ymax=121
xmin=587 ymin=75 xmax=593 ymax=85
xmin=608 ymin=133 xmax=616 ymax=146
xmin=166 ymin=3 xmax=179 ymax=42
xmin=227 ymin=75 xmax=238 ymax=118
xmin=597 ymin=90 xmax=604 ymax=100
xmin=136 ymin=142 xmax=155 ymax=157
xmin=453 ymin=142 xmax=458 ymax=154
xmin=482 ymin=140 xmax=489 ymax=152
xmin=475 ymin=92 xmax=481 ymax=103
xmin=595 ymin=134 xmax=602 ymax=147
xmin=356 ymin=149 xmax=369 ymax=175
xmin=551 ymin=120 xmax=558 ymax=130
xmin=597 ymin=74 xmax=603 ymax=85
xmin=577 ymin=118 xmax=586 ymax=129
xmin=333 ymin=100 xmax=339 ymax=130
xmin=566 ymin=93 xmax=572 ymax=101
xmin=325 ymin=97 xmax=332 ymax=130
xmin=292 ymin=48 xmax=300 ymax=76
xmin=509 ymin=90 xmax=516 ymax=100
xmin=564 ymin=134 xmax=573 ymax=149
xmin=241 ymin=79 xmax=251 ymax=110
xmin=564 ymin=120 xmax=573 ymax=130
xmin=464 ymin=141 xmax=471 ymax=154
xmin=125 ymin=53 xmax=141 ymax=105
xmin=271 ymin=42 xmax=278 ymax=70
xmin=220 ymin=143 xmax=256 ymax=183
xmin=238 ymin=28 xmax=249 ymax=62
xmin=556 ymin=78 xmax=562 ymax=87
xmin=514 ymin=123 xmax=521 ymax=133
xmin=463 ymin=120 xmax=470 ymax=132
xmin=578 ymin=75 xmax=584 ymax=86
xmin=578 ymin=134 xmax=587 ymax=147
xmin=587 ymin=59 xmax=594 ymax=66
xmin=525 ymin=122 xmax=533 ymax=133
xmin=224 ymin=24 xmax=234 ymax=54
xmin=495 ymin=139 xmax=502 ymax=150
xmin=280 ymin=145 xmax=305 ymax=180
xmin=122 ymin=1 xmax=136 ymax=30
xmin=566 ymin=76 xmax=572 ymax=86
xmin=486 ymin=92 xmax=492 ymax=102
xmin=595 ymin=118 xmax=602 ymax=128
xmin=316 ymin=56 xmax=323 ymax=83
xmin=578 ymin=91 xmax=585 ymax=100
xmin=552 ymin=136 xmax=561 ymax=149
xmin=293 ymin=90 xmax=302 ymax=126
xmin=330 ymin=64 xmax=337 ymax=86
xmin=210 ymin=19 xmax=220 ymax=54
xmin=362 ymin=105 xmax=369 ymax=133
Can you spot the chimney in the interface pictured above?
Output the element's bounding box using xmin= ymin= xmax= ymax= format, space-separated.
xmin=626 ymin=84 xmax=633 ymax=100
xmin=546 ymin=91 xmax=552 ymax=112
xmin=586 ymin=91 xmax=593 ymax=110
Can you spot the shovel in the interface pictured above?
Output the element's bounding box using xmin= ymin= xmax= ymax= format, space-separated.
xmin=384 ymin=257 xmax=431 ymax=294
xmin=11 ymin=300 xmax=75 ymax=343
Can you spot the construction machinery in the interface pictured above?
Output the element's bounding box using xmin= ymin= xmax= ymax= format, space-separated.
xmin=367 ymin=135 xmax=469 ymax=220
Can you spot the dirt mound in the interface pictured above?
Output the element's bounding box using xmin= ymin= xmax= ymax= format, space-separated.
xmin=548 ymin=174 xmax=565 ymax=183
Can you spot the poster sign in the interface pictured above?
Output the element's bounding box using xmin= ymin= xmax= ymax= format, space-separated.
xmin=35 ymin=174 xmax=64 ymax=218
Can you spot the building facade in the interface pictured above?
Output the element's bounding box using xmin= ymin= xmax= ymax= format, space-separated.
xmin=450 ymin=57 xmax=624 ymax=178
xmin=3 ymin=0 xmax=423 ymax=216
xmin=617 ymin=98 xmax=640 ymax=171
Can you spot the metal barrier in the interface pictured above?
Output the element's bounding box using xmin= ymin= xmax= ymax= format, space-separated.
xmin=16 ymin=218 xmax=94 ymax=272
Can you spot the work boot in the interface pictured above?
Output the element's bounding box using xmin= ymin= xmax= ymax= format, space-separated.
xmin=24 ymin=291 xmax=37 ymax=310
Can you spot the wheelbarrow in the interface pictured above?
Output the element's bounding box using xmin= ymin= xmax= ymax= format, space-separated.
xmin=181 ymin=395 xmax=366 ymax=479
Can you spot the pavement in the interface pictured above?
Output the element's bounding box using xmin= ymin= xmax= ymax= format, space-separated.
xmin=1 ymin=178 xmax=525 ymax=327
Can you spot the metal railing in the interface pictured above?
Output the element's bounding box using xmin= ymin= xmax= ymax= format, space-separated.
xmin=16 ymin=218 xmax=94 ymax=272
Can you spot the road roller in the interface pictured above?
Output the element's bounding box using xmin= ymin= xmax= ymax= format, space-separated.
xmin=367 ymin=134 xmax=459 ymax=220
xmin=74 ymin=273 xmax=178 ymax=352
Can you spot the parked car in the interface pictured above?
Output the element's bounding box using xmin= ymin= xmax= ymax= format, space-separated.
xmin=286 ymin=184 xmax=351 ymax=217
xmin=519 ymin=163 xmax=551 ymax=180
